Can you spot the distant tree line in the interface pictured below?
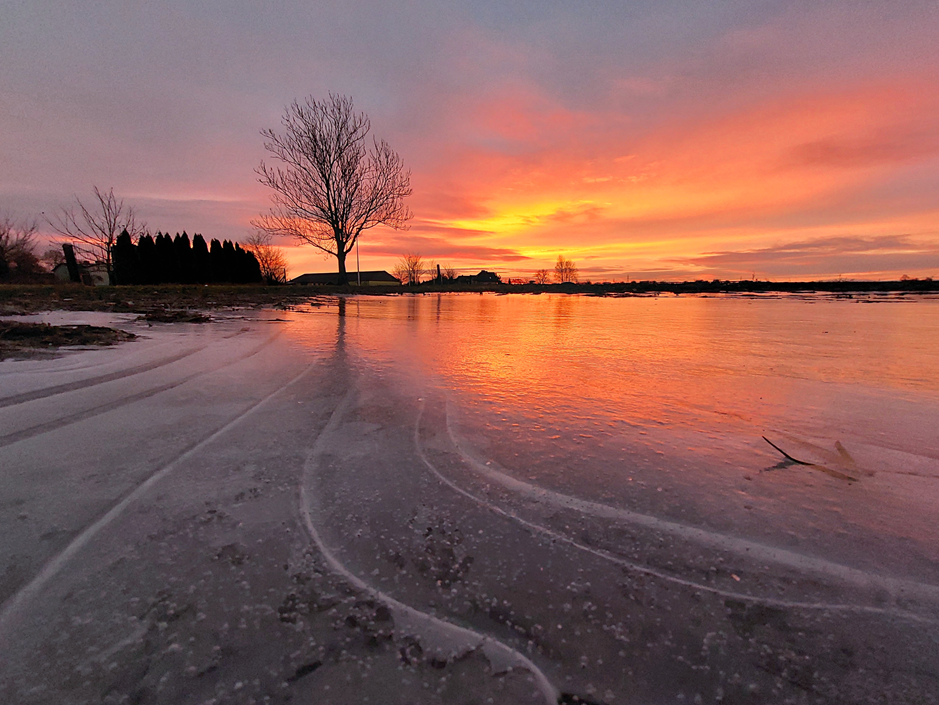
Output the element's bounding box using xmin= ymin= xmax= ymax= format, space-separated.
xmin=112 ymin=230 xmax=262 ymax=284
xmin=393 ymin=253 xmax=467 ymax=285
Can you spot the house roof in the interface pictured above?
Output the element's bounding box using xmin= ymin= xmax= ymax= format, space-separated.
xmin=290 ymin=270 xmax=400 ymax=285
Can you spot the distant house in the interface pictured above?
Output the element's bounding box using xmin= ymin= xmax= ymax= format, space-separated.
xmin=454 ymin=270 xmax=502 ymax=284
xmin=290 ymin=270 xmax=400 ymax=286
xmin=53 ymin=262 xmax=110 ymax=286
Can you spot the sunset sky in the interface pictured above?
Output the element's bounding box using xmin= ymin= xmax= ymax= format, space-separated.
xmin=2 ymin=1 xmax=939 ymax=281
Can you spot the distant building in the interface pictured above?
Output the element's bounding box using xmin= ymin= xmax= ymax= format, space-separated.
xmin=454 ymin=270 xmax=502 ymax=284
xmin=53 ymin=262 xmax=110 ymax=286
xmin=290 ymin=270 xmax=400 ymax=286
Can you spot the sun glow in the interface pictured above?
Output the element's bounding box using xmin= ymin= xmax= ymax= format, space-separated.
xmin=385 ymin=79 xmax=939 ymax=280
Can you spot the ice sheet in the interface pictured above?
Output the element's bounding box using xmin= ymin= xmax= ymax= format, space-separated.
xmin=1 ymin=297 xmax=938 ymax=704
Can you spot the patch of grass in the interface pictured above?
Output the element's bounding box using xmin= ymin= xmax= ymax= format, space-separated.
xmin=0 ymin=284 xmax=324 ymax=316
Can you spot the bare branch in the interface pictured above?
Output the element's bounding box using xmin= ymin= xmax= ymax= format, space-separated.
xmin=244 ymin=231 xmax=289 ymax=284
xmin=534 ymin=269 xmax=551 ymax=284
xmin=255 ymin=95 xmax=412 ymax=284
xmin=392 ymin=253 xmax=423 ymax=286
xmin=0 ymin=215 xmax=42 ymax=278
xmin=45 ymin=187 xmax=144 ymax=276
xmin=554 ymin=255 xmax=579 ymax=283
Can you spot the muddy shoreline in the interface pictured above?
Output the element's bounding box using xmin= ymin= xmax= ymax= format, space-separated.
xmin=2 ymin=279 xmax=938 ymax=320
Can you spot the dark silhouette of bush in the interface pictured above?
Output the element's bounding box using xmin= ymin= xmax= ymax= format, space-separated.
xmin=153 ymin=233 xmax=178 ymax=283
xmin=220 ymin=240 xmax=236 ymax=282
xmin=94 ymin=231 xmax=262 ymax=285
xmin=192 ymin=234 xmax=210 ymax=283
xmin=174 ymin=232 xmax=195 ymax=284
xmin=0 ymin=217 xmax=42 ymax=281
xmin=136 ymin=234 xmax=157 ymax=284
xmin=209 ymin=239 xmax=224 ymax=283
xmin=238 ymin=243 xmax=263 ymax=283
xmin=112 ymin=230 xmax=138 ymax=284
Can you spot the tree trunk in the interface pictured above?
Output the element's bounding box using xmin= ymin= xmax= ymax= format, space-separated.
xmin=62 ymin=244 xmax=81 ymax=282
xmin=106 ymin=245 xmax=115 ymax=285
xmin=337 ymin=249 xmax=348 ymax=286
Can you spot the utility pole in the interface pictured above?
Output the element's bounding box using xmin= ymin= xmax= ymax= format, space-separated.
xmin=356 ymin=238 xmax=361 ymax=286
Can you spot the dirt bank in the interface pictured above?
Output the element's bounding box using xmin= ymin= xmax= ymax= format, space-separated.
xmin=0 ymin=320 xmax=137 ymax=359
xmin=0 ymin=283 xmax=328 ymax=316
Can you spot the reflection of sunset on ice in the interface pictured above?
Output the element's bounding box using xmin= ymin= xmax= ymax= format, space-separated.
xmin=4 ymin=296 xmax=938 ymax=703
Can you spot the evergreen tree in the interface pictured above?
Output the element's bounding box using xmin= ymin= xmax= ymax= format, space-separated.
xmin=137 ymin=234 xmax=157 ymax=284
xmin=243 ymin=246 xmax=262 ymax=282
xmin=174 ymin=232 xmax=195 ymax=283
xmin=221 ymin=240 xmax=237 ymax=283
xmin=209 ymin=238 xmax=224 ymax=282
xmin=153 ymin=233 xmax=168 ymax=283
xmin=192 ymin=234 xmax=210 ymax=283
xmin=231 ymin=243 xmax=262 ymax=283
xmin=112 ymin=230 xmax=138 ymax=284
xmin=154 ymin=233 xmax=179 ymax=282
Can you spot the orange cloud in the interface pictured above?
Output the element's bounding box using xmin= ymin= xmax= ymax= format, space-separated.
xmin=366 ymin=78 xmax=939 ymax=281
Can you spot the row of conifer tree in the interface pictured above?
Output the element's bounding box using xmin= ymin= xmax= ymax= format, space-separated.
xmin=112 ymin=231 xmax=262 ymax=285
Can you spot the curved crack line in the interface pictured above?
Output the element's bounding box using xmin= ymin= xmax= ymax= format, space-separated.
xmin=299 ymin=388 xmax=559 ymax=705
xmin=414 ymin=401 xmax=939 ymax=625
xmin=444 ymin=400 xmax=939 ymax=606
xmin=0 ymin=329 xmax=283 ymax=449
xmin=0 ymin=355 xmax=319 ymax=637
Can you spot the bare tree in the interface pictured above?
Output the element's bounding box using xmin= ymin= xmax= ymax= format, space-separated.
xmin=442 ymin=264 xmax=457 ymax=281
xmin=244 ymin=231 xmax=288 ymax=284
xmin=533 ymin=269 xmax=551 ymax=284
xmin=46 ymin=187 xmax=142 ymax=280
xmin=0 ymin=215 xmax=41 ymax=279
xmin=393 ymin=253 xmax=423 ymax=285
xmin=40 ymin=247 xmax=66 ymax=271
xmin=254 ymin=94 xmax=412 ymax=286
xmin=554 ymin=255 xmax=579 ymax=283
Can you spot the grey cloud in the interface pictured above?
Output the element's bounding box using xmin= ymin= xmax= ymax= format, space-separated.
xmin=680 ymin=235 xmax=939 ymax=278
xmin=790 ymin=129 xmax=939 ymax=170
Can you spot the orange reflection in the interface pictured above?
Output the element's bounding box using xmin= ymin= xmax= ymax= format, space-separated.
xmin=305 ymin=294 xmax=939 ymax=573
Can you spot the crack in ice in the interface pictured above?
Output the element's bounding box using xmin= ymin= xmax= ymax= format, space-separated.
xmin=0 ymin=353 xmax=318 ymax=638
xmin=299 ymin=387 xmax=560 ymax=705
xmin=412 ymin=398 xmax=939 ymax=624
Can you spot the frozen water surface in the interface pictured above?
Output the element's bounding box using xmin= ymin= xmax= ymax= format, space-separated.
xmin=1 ymin=294 xmax=938 ymax=704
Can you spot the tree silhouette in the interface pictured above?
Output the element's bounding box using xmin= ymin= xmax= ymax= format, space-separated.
xmin=137 ymin=234 xmax=157 ymax=284
xmin=209 ymin=239 xmax=224 ymax=282
xmin=192 ymin=234 xmax=210 ymax=283
xmin=154 ymin=233 xmax=178 ymax=283
xmin=46 ymin=187 xmax=143 ymax=282
xmin=0 ymin=215 xmax=41 ymax=280
xmin=174 ymin=232 xmax=195 ymax=283
xmin=245 ymin=231 xmax=288 ymax=283
xmin=112 ymin=230 xmax=138 ymax=284
xmin=221 ymin=240 xmax=237 ymax=282
xmin=254 ymin=94 xmax=412 ymax=285
xmin=554 ymin=255 xmax=579 ymax=283
xmin=393 ymin=253 xmax=423 ymax=285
